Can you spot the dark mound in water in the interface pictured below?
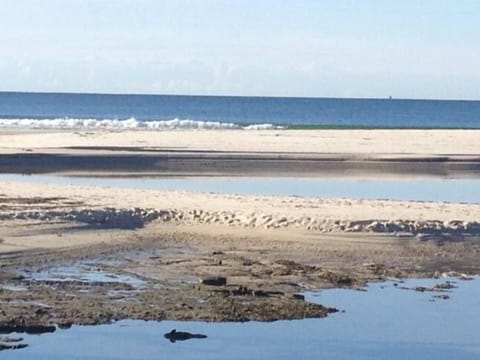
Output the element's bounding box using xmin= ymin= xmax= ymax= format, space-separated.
xmin=164 ymin=329 xmax=207 ymax=343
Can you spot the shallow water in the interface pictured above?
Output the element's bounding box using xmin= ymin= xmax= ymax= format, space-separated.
xmin=1 ymin=174 xmax=479 ymax=204
xmin=20 ymin=262 xmax=144 ymax=287
xmin=2 ymin=278 xmax=479 ymax=359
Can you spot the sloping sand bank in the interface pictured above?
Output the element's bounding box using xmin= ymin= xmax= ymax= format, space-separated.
xmin=1 ymin=181 xmax=479 ymax=235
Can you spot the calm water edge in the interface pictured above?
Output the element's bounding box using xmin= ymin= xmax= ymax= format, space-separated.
xmin=1 ymin=174 xmax=479 ymax=204
xmin=2 ymin=278 xmax=479 ymax=359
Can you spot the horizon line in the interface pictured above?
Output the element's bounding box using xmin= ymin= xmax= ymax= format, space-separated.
xmin=0 ymin=90 xmax=479 ymax=102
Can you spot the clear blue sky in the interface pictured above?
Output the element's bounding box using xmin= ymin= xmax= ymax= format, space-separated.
xmin=1 ymin=0 xmax=479 ymax=99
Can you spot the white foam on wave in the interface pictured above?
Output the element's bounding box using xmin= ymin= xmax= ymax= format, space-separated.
xmin=0 ymin=118 xmax=282 ymax=130
xmin=243 ymin=123 xmax=279 ymax=130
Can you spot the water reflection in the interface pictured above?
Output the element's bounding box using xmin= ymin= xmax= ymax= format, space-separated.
xmin=1 ymin=174 xmax=479 ymax=204
xmin=3 ymin=278 xmax=479 ymax=359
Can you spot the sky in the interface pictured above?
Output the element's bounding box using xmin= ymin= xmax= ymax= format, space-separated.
xmin=1 ymin=0 xmax=480 ymax=99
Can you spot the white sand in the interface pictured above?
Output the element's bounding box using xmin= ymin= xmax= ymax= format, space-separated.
xmin=1 ymin=182 xmax=479 ymax=231
xmin=0 ymin=129 xmax=479 ymax=157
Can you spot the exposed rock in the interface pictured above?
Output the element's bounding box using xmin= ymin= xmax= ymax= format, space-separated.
xmin=0 ymin=342 xmax=28 ymax=351
xmin=433 ymin=282 xmax=457 ymax=290
xmin=433 ymin=294 xmax=450 ymax=300
xmin=201 ymin=276 xmax=227 ymax=286
xmin=292 ymin=293 xmax=305 ymax=301
xmin=164 ymin=329 xmax=207 ymax=343
xmin=0 ymin=325 xmax=56 ymax=335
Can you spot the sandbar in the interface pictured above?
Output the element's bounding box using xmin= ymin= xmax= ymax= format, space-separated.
xmin=0 ymin=129 xmax=479 ymax=177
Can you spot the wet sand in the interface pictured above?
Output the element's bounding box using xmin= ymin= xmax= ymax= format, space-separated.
xmin=1 ymin=216 xmax=479 ymax=327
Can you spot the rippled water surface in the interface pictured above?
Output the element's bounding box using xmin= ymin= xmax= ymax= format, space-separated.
xmin=2 ymin=92 xmax=480 ymax=128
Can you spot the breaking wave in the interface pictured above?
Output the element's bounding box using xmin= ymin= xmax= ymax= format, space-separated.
xmin=0 ymin=118 xmax=281 ymax=130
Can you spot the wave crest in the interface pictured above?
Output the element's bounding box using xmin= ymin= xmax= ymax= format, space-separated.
xmin=0 ymin=118 xmax=281 ymax=130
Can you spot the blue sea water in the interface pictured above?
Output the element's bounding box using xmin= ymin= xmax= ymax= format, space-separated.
xmin=1 ymin=91 xmax=480 ymax=129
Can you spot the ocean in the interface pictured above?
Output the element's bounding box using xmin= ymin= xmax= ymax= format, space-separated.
xmin=0 ymin=91 xmax=480 ymax=130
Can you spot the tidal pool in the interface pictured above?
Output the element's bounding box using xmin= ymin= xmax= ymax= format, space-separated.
xmin=20 ymin=262 xmax=144 ymax=287
xmin=1 ymin=174 xmax=479 ymax=203
xmin=2 ymin=277 xmax=479 ymax=359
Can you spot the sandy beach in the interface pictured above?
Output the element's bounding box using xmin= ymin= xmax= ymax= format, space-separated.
xmin=4 ymin=2 xmax=480 ymax=356
xmin=1 ymin=129 xmax=479 ymax=155
xmin=0 ymin=129 xmax=479 ymax=328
